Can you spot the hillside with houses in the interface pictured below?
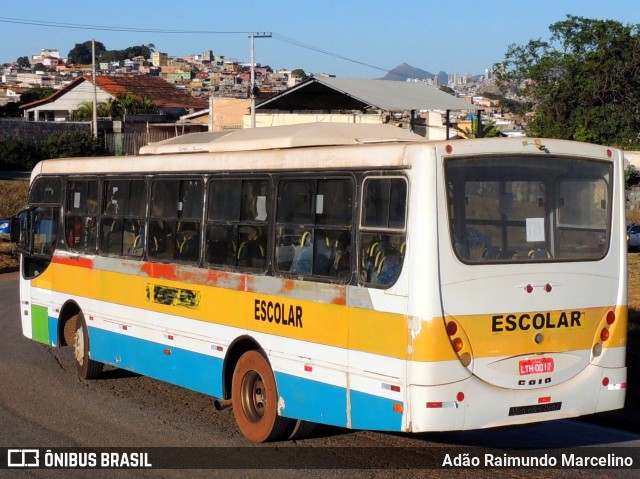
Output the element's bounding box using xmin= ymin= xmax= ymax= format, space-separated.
xmin=1 ymin=45 xmax=526 ymax=160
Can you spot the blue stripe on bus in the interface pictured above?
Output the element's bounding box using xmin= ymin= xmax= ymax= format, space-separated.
xmin=88 ymin=327 xmax=223 ymax=398
xmin=275 ymin=372 xmax=402 ymax=431
xmin=82 ymin=327 xmax=400 ymax=431
xmin=275 ymin=372 xmax=348 ymax=428
xmin=350 ymin=389 xmax=403 ymax=431
xmin=48 ymin=316 xmax=59 ymax=346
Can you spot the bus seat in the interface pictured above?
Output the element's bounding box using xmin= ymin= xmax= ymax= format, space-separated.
xmin=482 ymin=245 xmax=502 ymax=260
xmin=371 ymin=252 xmax=403 ymax=285
xmin=290 ymin=232 xmax=312 ymax=274
xmin=237 ymin=240 xmax=266 ymax=268
xmin=499 ymin=249 xmax=518 ymax=260
xmin=330 ymin=232 xmax=351 ymax=277
xmin=122 ymin=222 xmax=139 ymax=255
xmin=528 ymin=248 xmax=552 ymax=259
xmin=312 ymin=231 xmax=333 ymax=275
xmin=128 ymin=233 xmax=143 ymax=257
xmin=361 ymin=240 xmax=387 ymax=282
xmin=176 ymin=229 xmax=200 ymax=262
xmin=102 ymin=219 xmax=123 ymax=254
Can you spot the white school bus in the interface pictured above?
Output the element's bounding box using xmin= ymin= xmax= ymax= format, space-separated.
xmin=11 ymin=123 xmax=626 ymax=442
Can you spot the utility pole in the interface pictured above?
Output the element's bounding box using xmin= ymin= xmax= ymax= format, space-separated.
xmin=92 ymin=39 xmax=98 ymax=138
xmin=209 ymin=95 xmax=214 ymax=132
xmin=250 ymin=32 xmax=272 ymax=128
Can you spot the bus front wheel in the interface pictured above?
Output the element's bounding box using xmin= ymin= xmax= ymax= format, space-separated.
xmin=72 ymin=313 xmax=103 ymax=380
xmin=231 ymin=350 xmax=293 ymax=442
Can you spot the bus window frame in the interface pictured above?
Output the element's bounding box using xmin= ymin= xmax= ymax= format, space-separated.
xmin=204 ymin=174 xmax=272 ymax=273
xmin=148 ymin=175 xmax=205 ymax=265
xmin=357 ymin=174 xmax=409 ymax=288
xmin=64 ymin=176 xmax=99 ymax=254
xmin=274 ymin=174 xmax=355 ymax=283
xmin=99 ymin=176 xmax=148 ymax=259
xmin=444 ymin=155 xmax=613 ymax=264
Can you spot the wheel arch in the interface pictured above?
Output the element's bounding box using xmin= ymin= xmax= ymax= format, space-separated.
xmin=58 ymin=300 xmax=82 ymax=347
xmin=221 ymin=335 xmax=265 ymax=400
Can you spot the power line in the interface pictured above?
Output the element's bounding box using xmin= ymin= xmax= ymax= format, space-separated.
xmin=271 ymin=33 xmax=390 ymax=75
xmin=0 ymin=16 xmax=251 ymax=34
xmin=0 ymin=16 xmax=421 ymax=79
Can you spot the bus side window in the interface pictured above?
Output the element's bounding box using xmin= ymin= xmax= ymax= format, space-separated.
xmin=276 ymin=177 xmax=353 ymax=279
xmin=100 ymin=179 xmax=147 ymax=258
xmin=65 ymin=179 xmax=98 ymax=252
xmin=359 ymin=177 xmax=407 ymax=287
xmin=206 ymin=178 xmax=268 ymax=270
xmin=149 ymin=178 xmax=203 ymax=264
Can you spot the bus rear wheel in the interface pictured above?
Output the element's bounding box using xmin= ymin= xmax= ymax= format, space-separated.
xmin=288 ymin=419 xmax=317 ymax=440
xmin=72 ymin=313 xmax=103 ymax=380
xmin=231 ymin=350 xmax=293 ymax=442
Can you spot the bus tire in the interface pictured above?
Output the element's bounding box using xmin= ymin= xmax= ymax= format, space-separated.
xmin=231 ymin=350 xmax=293 ymax=442
xmin=73 ymin=313 xmax=103 ymax=380
xmin=288 ymin=419 xmax=317 ymax=440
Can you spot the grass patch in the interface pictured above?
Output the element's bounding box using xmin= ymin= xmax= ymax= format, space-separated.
xmin=0 ymin=180 xmax=28 ymax=273
xmin=625 ymin=253 xmax=640 ymax=412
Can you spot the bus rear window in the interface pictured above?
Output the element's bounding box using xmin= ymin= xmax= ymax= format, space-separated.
xmin=446 ymin=156 xmax=612 ymax=263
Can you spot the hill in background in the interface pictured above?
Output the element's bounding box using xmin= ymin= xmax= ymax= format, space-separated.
xmin=380 ymin=63 xmax=448 ymax=85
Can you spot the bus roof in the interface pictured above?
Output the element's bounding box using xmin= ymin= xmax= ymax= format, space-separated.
xmin=139 ymin=123 xmax=426 ymax=155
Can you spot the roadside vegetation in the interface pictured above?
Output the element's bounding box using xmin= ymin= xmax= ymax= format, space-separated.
xmin=623 ymin=211 xmax=640 ymax=418
xmin=0 ymin=180 xmax=28 ymax=272
xmin=0 ymin=131 xmax=107 ymax=171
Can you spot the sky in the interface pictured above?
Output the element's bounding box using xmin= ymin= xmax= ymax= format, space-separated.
xmin=1 ymin=0 xmax=639 ymax=78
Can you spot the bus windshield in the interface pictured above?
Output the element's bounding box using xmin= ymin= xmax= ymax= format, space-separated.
xmin=446 ymin=155 xmax=612 ymax=263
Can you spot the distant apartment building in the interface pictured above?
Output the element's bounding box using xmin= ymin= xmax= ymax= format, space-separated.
xmin=152 ymin=51 xmax=168 ymax=67
xmin=32 ymin=48 xmax=61 ymax=63
xmin=201 ymin=50 xmax=213 ymax=63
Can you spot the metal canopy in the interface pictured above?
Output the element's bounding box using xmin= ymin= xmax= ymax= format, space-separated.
xmin=256 ymin=77 xmax=480 ymax=112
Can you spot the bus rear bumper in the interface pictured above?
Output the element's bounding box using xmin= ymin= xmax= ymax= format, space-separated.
xmin=407 ymin=365 xmax=627 ymax=432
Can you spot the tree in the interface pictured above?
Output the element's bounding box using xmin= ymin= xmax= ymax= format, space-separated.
xmin=0 ymin=102 xmax=20 ymax=117
xmin=39 ymin=131 xmax=106 ymax=159
xmin=68 ymin=101 xmax=94 ymax=121
xmin=458 ymin=119 xmax=503 ymax=139
xmin=68 ymin=40 xmax=107 ymax=64
xmin=439 ymin=86 xmax=455 ymax=95
xmin=16 ymin=56 xmax=30 ymax=68
xmin=124 ymin=44 xmax=155 ymax=59
xmin=290 ymin=69 xmax=308 ymax=80
xmin=495 ymin=15 xmax=640 ymax=147
xmin=116 ymin=93 xmax=156 ymax=115
xmin=626 ymin=165 xmax=640 ymax=188
xmin=20 ymin=87 xmax=56 ymax=104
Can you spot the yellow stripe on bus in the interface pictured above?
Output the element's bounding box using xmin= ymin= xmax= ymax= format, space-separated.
xmin=33 ymin=262 xmax=626 ymax=362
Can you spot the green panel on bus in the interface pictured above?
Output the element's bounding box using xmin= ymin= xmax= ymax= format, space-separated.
xmin=31 ymin=305 xmax=49 ymax=344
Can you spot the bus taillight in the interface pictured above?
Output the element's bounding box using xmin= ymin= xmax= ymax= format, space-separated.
xmin=600 ymin=328 xmax=610 ymax=342
xmin=446 ymin=321 xmax=457 ymax=336
xmin=606 ymin=311 xmax=616 ymax=325
xmin=445 ymin=318 xmax=472 ymax=366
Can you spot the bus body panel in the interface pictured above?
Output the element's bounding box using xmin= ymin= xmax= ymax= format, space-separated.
xmin=14 ymin=129 xmax=627 ymax=436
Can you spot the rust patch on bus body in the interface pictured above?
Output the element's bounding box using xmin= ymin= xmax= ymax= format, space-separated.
xmin=205 ymin=269 xmax=246 ymax=291
xmin=53 ymin=255 xmax=94 ymax=269
xmin=141 ymin=262 xmax=177 ymax=281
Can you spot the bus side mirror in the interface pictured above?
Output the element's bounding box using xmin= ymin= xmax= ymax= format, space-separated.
xmin=10 ymin=209 xmax=30 ymax=255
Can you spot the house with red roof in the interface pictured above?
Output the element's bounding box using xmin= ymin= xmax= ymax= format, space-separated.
xmin=21 ymin=75 xmax=208 ymax=122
